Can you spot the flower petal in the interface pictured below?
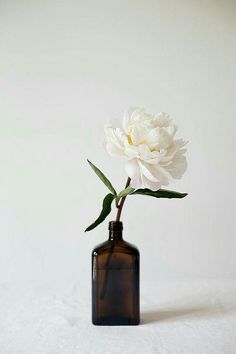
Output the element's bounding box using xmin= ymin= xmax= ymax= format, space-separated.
xmin=123 ymin=107 xmax=139 ymax=134
xmin=125 ymin=159 xmax=141 ymax=188
xmin=165 ymin=153 xmax=187 ymax=179
xmin=142 ymin=176 xmax=162 ymax=191
xmin=154 ymin=112 xmax=171 ymax=127
xmin=104 ymin=126 xmax=126 ymax=157
xmin=140 ymin=161 xmax=170 ymax=186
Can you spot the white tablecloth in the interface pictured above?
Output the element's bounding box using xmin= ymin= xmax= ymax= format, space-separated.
xmin=0 ymin=280 xmax=235 ymax=354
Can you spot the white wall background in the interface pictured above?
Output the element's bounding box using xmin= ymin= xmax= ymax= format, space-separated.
xmin=0 ymin=0 xmax=235 ymax=284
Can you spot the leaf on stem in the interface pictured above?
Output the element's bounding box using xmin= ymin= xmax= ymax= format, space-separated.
xmin=115 ymin=186 xmax=135 ymax=207
xmin=132 ymin=188 xmax=188 ymax=199
xmin=85 ymin=193 xmax=115 ymax=232
xmin=87 ymin=159 xmax=117 ymax=195
xmin=117 ymin=186 xmax=135 ymax=198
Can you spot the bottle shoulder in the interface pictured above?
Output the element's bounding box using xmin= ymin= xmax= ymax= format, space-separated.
xmin=92 ymin=240 xmax=110 ymax=255
xmin=122 ymin=240 xmax=139 ymax=254
xmin=92 ymin=239 xmax=139 ymax=256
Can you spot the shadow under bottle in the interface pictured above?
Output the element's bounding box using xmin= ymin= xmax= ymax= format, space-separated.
xmin=92 ymin=221 xmax=140 ymax=325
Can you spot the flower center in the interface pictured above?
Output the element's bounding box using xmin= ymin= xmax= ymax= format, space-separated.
xmin=127 ymin=135 xmax=133 ymax=145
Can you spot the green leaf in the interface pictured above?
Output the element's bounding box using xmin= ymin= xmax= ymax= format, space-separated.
xmin=117 ymin=186 xmax=135 ymax=198
xmin=85 ymin=193 xmax=115 ymax=232
xmin=115 ymin=186 xmax=135 ymax=207
xmin=132 ymin=188 xmax=188 ymax=199
xmin=87 ymin=159 xmax=117 ymax=195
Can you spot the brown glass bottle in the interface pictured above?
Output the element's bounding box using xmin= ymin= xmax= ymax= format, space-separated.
xmin=92 ymin=221 xmax=140 ymax=325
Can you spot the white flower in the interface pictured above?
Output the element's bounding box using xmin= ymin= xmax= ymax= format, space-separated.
xmin=104 ymin=107 xmax=187 ymax=191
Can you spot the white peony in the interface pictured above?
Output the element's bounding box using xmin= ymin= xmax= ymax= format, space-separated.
xmin=104 ymin=107 xmax=187 ymax=191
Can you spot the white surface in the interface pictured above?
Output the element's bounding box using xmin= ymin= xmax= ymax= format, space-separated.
xmin=1 ymin=2 xmax=235 ymax=352
xmin=0 ymin=280 xmax=235 ymax=354
xmin=0 ymin=0 xmax=236 ymax=284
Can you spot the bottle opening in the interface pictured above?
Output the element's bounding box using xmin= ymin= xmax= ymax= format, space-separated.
xmin=109 ymin=221 xmax=123 ymax=231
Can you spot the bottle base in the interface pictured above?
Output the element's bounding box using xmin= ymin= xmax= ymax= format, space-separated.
xmin=92 ymin=316 xmax=140 ymax=326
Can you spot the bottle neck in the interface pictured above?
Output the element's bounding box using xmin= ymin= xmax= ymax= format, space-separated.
xmin=109 ymin=230 xmax=123 ymax=241
xmin=108 ymin=221 xmax=123 ymax=241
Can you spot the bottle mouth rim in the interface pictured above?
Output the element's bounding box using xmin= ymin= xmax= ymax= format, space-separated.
xmin=109 ymin=221 xmax=123 ymax=231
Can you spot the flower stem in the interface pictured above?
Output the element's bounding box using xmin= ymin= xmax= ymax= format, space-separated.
xmin=116 ymin=177 xmax=131 ymax=222
xmin=99 ymin=177 xmax=131 ymax=300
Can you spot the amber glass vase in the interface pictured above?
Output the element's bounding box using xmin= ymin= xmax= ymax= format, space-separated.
xmin=92 ymin=221 xmax=140 ymax=325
